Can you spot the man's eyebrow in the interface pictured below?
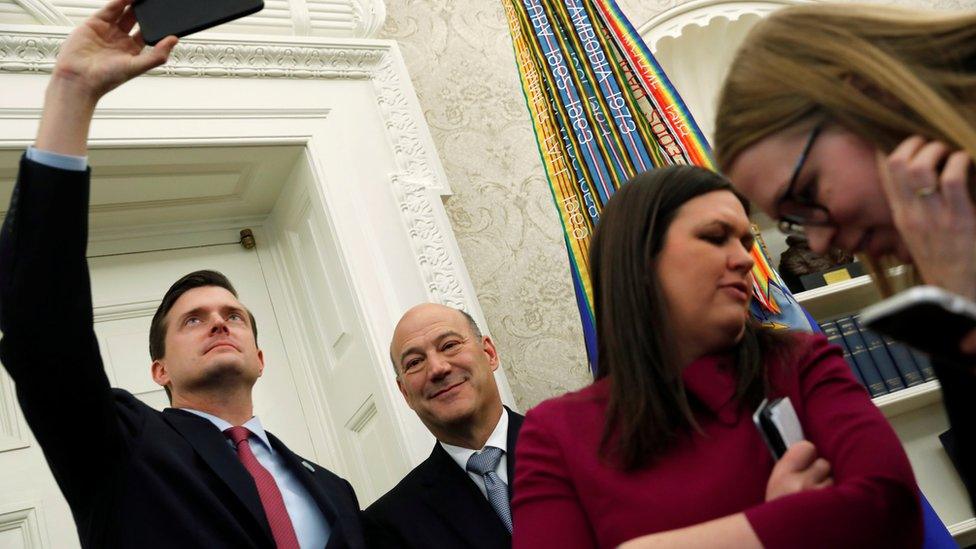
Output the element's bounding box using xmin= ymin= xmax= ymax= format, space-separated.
xmin=177 ymin=307 xmax=207 ymax=322
xmin=222 ymin=304 xmax=247 ymax=316
xmin=397 ymin=330 xmax=465 ymax=364
xmin=177 ymin=305 xmax=247 ymax=323
xmin=398 ymin=345 xmax=422 ymax=365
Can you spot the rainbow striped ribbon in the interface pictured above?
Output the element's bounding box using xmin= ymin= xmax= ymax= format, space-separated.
xmin=503 ymin=0 xmax=815 ymax=369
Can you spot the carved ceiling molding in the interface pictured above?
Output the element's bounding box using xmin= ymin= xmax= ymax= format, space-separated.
xmin=350 ymin=0 xmax=387 ymax=38
xmin=0 ymin=25 xmax=468 ymax=310
xmin=10 ymin=0 xmax=70 ymax=26
xmin=639 ymin=0 xmax=809 ymax=43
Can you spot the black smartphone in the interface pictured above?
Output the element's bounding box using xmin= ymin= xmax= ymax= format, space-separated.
xmin=133 ymin=0 xmax=265 ymax=46
xmin=860 ymin=286 xmax=976 ymax=363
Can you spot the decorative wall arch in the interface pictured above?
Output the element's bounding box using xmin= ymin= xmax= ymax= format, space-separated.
xmin=638 ymin=0 xmax=808 ymax=143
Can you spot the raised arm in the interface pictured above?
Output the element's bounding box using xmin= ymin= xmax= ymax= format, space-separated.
xmin=36 ymin=0 xmax=177 ymax=156
xmin=0 ymin=0 xmax=176 ymax=513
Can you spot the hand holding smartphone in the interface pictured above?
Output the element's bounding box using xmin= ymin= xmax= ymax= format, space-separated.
xmin=134 ymin=0 xmax=264 ymax=45
xmin=752 ymin=397 xmax=804 ymax=459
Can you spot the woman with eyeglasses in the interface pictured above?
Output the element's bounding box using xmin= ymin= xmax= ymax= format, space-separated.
xmin=511 ymin=167 xmax=920 ymax=549
xmin=713 ymin=3 xmax=976 ymax=508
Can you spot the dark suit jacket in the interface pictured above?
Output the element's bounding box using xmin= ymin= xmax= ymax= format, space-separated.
xmin=364 ymin=409 xmax=524 ymax=548
xmin=933 ymin=357 xmax=976 ymax=511
xmin=0 ymin=156 xmax=366 ymax=548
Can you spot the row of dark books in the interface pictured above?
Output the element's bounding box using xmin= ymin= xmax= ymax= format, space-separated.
xmin=820 ymin=315 xmax=936 ymax=398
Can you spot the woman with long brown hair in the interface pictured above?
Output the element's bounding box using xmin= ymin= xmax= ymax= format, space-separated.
xmin=511 ymin=166 xmax=920 ymax=548
xmin=713 ymin=3 xmax=976 ymax=507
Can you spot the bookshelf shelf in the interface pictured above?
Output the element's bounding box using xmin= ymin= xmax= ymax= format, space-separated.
xmin=873 ymin=380 xmax=941 ymax=419
xmin=949 ymin=518 xmax=976 ymax=547
xmin=794 ymin=266 xmax=910 ymax=320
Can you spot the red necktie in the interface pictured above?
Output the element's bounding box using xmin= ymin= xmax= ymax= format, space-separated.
xmin=225 ymin=426 xmax=300 ymax=549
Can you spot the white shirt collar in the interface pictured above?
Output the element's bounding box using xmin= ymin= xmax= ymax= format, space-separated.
xmin=180 ymin=408 xmax=272 ymax=452
xmin=440 ymin=408 xmax=509 ymax=472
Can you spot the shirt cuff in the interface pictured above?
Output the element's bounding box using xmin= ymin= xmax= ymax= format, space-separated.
xmin=26 ymin=146 xmax=88 ymax=172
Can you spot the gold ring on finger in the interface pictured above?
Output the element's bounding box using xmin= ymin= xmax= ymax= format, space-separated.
xmin=914 ymin=185 xmax=939 ymax=198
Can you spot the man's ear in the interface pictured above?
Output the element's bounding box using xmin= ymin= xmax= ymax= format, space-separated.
xmin=151 ymin=359 xmax=169 ymax=389
xmin=482 ymin=336 xmax=499 ymax=372
xmin=257 ymin=349 xmax=265 ymax=377
xmin=395 ymin=376 xmax=414 ymax=410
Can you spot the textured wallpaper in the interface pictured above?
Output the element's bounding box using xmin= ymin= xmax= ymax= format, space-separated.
xmin=380 ymin=0 xmax=976 ymax=410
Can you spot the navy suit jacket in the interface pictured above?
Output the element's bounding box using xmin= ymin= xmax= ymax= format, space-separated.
xmin=0 ymin=157 xmax=366 ymax=548
xmin=364 ymin=409 xmax=524 ymax=548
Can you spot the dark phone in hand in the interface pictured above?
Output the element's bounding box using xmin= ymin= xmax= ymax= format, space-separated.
xmin=133 ymin=0 xmax=264 ymax=46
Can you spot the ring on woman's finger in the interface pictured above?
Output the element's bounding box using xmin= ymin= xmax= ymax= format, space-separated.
xmin=914 ymin=185 xmax=940 ymax=198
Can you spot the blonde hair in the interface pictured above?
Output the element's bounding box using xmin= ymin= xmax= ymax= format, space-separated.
xmin=714 ymin=3 xmax=976 ymax=172
xmin=714 ymin=3 xmax=976 ymax=296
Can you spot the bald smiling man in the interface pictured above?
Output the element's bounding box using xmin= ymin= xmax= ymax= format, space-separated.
xmin=365 ymin=304 xmax=524 ymax=549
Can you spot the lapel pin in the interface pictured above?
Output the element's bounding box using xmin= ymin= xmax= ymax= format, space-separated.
xmin=302 ymin=460 xmax=315 ymax=473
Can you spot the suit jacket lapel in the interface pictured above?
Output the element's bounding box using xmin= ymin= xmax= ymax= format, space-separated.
xmin=265 ymin=433 xmax=343 ymax=538
xmin=419 ymin=444 xmax=510 ymax=549
xmin=162 ymin=408 xmax=274 ymax=545
xmin=505 ymin=408 xmax=524 ymax=488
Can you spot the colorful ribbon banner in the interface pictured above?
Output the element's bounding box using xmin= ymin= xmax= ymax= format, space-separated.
xmin=503 ymin=0 xmax=814 ymax=367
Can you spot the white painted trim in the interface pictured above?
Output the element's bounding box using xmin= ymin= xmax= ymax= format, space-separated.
xmin=350 ymin=0 xmax=386 ymax=37
xmin=0 ymin=500 xmax=48 ymax=548
xmin=950 ymin=518 xmax=976 ymax=544
xmin=93 ymin=300 xmax=161 ymax=323
xmin=288 ymin=0 xmax=313 ymax=35
xmin=10 ymin=0 xmax=70 ymax=26
xmin=0 ymin=107 xmax=331 ymax=120
xmin=639 ymin=0 xmax=809 ymax=43
xmin=0 ymin=370 xmax=29 ymax=453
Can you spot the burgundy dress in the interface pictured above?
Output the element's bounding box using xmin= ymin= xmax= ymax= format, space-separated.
xmin=512 ymin=334 xmax=921 ymax=548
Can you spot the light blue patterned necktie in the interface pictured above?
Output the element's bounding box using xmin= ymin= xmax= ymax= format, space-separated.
xmin=466 ymin=446 xmax=513 ymax=533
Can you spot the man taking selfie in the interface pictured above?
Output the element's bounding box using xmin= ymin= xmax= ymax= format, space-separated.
xmin=0 ymin=1 xmax=366 ymax=547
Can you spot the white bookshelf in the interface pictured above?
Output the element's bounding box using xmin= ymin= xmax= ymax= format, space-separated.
xmin=874 ymin=379 xmax=942 ymax=419
xmin=754 ymin=221 xmax=975 ymax=545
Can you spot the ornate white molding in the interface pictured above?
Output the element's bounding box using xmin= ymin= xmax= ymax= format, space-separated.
xmin=372 ymin=53 xmax=436 ymax=183
xmin=391 ymin=176 xmax=467 ymax=311
xmin=0 ymin=27 xmax=383 ymax=78
xmin=288 ymin=0 xmax=314 ymax=35
xmin=350 ymin=0 xmax=387 ymax=38
xmin=639 ymin=0 xmax=808 ymax=43
xmin=11 ymin=0 xmax=71 ymax=26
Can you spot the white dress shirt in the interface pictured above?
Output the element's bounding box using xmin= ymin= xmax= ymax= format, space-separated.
xmin=183 ymin=409 xmax=331 ymax=549
xmin=440 ymin=408 xmax=510 ymax=499
xmin=26 ymin=146 xmax=88 ymax=171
